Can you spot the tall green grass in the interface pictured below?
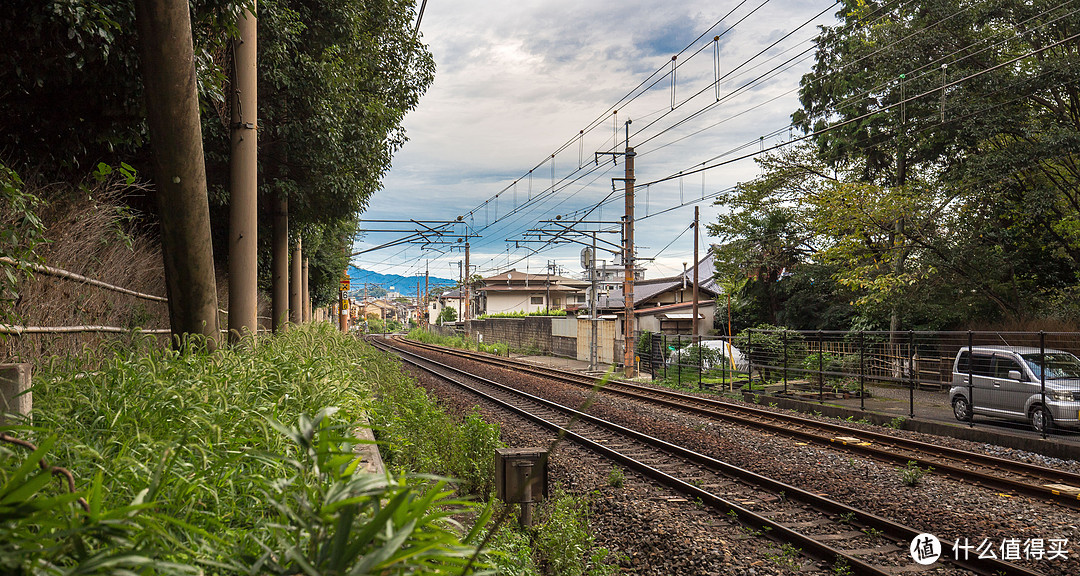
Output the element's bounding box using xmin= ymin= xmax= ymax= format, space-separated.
xmin=2 ymin=323 xmax=492 ymax=574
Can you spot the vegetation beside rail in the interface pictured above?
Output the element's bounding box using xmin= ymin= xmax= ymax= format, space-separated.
xmin=2 ymin=323 xmax=618 ymax=575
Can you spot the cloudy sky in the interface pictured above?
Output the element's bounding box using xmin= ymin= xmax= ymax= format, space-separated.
xmin=355 ymin=0 xmax=839 ymax=284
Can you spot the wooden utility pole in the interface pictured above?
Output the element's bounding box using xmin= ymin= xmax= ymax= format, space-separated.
xmin=290 ymin=238 xmax=302 ymax=324
xmin=227 ymin=1 xmax=258 ymax=343
xmin=134 ymin=0 xmax=220 ymax=349
xmin=692 ymin=206 xmax=699 ymax=339
xmin=272 ymin=196 xmax=289 ymax=332
xmin=623 ymin=144 xmax=636 ymax=377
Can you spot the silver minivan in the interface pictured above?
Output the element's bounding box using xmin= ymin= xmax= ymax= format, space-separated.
xmin=949 ymin=345 xmax=1080 ymax=433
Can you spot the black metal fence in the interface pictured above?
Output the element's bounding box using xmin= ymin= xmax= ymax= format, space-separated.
xmin=640 ymin=329 xmax=1080 ymax=438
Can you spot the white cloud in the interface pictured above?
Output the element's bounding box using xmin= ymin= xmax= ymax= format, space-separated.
xmin=361 ymin=0 xmax=837 ymax=281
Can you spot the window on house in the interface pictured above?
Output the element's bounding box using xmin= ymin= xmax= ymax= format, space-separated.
xmin=553 ymin=298 xmax=561 ymax=307
xmin=531 ymin=296 xmax=543 ymax=305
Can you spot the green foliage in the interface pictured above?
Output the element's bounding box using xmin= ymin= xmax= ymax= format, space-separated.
xmin=8 ymin=324 xmax=489 ymax=573
xmin=237 ymin=410 xmax=485 ymax=575
xmin=898 ymin=460 xmax=932 ymax=487
xmin=606 ymin=466 xmax=625 ymax=488
xmin=437 ymin=305 xmax=458 ymax=324
xmin=708 ymin=1 xmax=1080 ymax=330
xmin=636 ymin=330 xmax=653 ymax=355
xmin=368 ymin=373 xmax=503 ymax=497
xmin=479 ymin=308 xmax=567 ymax=319
xmin=533 ymin=487 xmax=617 ymax=576
xmin=0 ymin=165 xmax=47 ymax=322
xmin=739 ymin=324 xmax=807 ymax=381
xmin=0 ymin=434 xmax=180 ymax=575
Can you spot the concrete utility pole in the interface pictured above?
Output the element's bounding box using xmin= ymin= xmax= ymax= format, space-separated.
xmin=302 ymin=256 xmax=310 ymax=323
xmin=339 ymin=245 xmax=349 ymax=333
xmin=290 ymin=238 xmax=302 ymax=324
xmin=546 ymin=260 xmax=553 ymax=310
xmin=272 ymin=196 xmax=289 ymax=332
xmin=464 ymin=236 xmax=471 ymax=336
xmin=424 ymin=265 xmax=430 ymax=325
xmin=623 ymin=143 xmax=636 ymax=378
xmin=590 ymin=233 xmax=598 ymax=371
xmin=227 ymin=1 xmax=257 ymax=344
xmin=693 ymin=206 xmax=700 ymax=339
xmin=134 ymin=0 xmax=220 ymax=349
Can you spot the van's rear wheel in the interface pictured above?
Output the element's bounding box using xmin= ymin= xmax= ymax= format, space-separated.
xmin=1030 ymin=406 xmax=1054 ymax=434
xmin=952 ymin=396 xmax=972 ymax=422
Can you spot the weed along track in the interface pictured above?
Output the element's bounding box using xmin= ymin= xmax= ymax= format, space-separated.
xmin=372 ymin=336 xmax=1071 ymax=576
xmin=394 ymin=336 xmax=1080 ymax=511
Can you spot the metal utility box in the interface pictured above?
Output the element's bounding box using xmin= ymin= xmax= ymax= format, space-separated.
xmin=495 ymin=448 xmax=548 ymax=505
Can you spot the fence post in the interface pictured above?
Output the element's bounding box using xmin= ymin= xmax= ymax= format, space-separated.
xmin=677 ymin=334 xmax=683 ymax=388
xmin=782 ymin=330 xmax=788 ymax=395
xmin=0 ymin=363 xmax=32 ymax=425
xmin=859 ymin=331 xmax=865 ymax=411
xmin=817 ymin=330 xmax=824 ymax=403
xmin=747 ymin=330 xmax=753 ymax=389
xmin=1040 ymin=330 xmax=1047 ymax=440
xmin=663 ymin=333 xmax=668 ymax=380
xmin=697 ymin=334 xmax=703 ymax=389
xmin=908 ymin=330 xmax=915 ymax=419
xmin=967 ymin=330 xmax=974 ymax=428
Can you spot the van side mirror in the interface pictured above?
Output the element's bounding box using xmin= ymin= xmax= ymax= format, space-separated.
xmin=1008 ymin=369 xmax=1022 ymax=381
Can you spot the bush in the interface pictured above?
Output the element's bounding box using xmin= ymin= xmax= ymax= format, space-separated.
xmin=534 ymin=487 xmax=618 ymax=576
xmin=738 ymin=324 xmax=807 ymax=382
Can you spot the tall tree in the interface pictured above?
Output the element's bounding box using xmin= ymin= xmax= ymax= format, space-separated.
xmin=134 ymin=0 xmax=220 ymax=347
xmin=791 ymin=0 xmax=1080 ymax=326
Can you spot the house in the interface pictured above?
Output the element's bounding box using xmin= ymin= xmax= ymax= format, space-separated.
xmin=429 ymin=289 xmax=466 ymax=324
xmin=476 ymin=269 xmax=589 ymax=315
xmin=361 ymin=299 xmax=397 ymax=321
xmin=598 ymin=255 xmax=719 ymax=336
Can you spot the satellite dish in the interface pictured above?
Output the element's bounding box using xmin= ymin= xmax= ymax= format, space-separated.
xmin=580 ymin=247 xmax=593 ymax=269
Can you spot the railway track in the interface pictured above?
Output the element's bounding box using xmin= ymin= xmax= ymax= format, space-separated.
xmin=389 ymin=336 xmax=1080 ymax=511
xmin=372 ymin=337 xmax=1048 ymax=576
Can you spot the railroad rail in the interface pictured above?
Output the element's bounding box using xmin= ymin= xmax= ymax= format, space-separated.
xmin=372 ymin=336 xmax=1047 ymax=576
xmin=389 ymin=336 xmax=1080 ymax=511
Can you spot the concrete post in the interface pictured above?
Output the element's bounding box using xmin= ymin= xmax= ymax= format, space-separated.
xmin=0 ymin=364 xmax=32 ymax=424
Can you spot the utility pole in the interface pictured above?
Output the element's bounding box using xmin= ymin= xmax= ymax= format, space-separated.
xmin=134 ymin=0 xmax=220 ymax=350
xmin=424 ymin=264 xmax=430 ymax=326
xmin=290 ymin=238 xmax=302 ymax=324
xmin=546 ymin=260 xmax=554 ymax=311
xmin=227 ymin=1 xmax=257 ymax=344
xmin=272 ymin=196 xmax=288 ymax=332
xmin=339 ymin=244 xmax=349 ymax=333
xmin=693 ymin=206 xmax=700 ymax=340
xmin=623 ymin=143 xmax=636 ymax=377
xmin=595 ymin=120 xmax=636 ymax=377
xmin=590 ymin=233 xmax=598 ymax=371
xmin=464 ymin=234 xmax=471 ymax=336
xmin=302 ymin=256 xmax=310 ymax=323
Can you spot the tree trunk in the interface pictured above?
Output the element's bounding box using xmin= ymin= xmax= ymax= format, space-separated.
xmin=134 ymin=0 xmax=220 ymax=349
xmin=272 ymin=195 xmax=289 ymax=332
xmin=227 ymin=3 xmax=258 ymax=343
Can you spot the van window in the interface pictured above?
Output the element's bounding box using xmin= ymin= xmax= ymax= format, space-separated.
xmin=957 ymin=352 xmax=994 ymax=376
xmin=1021 ymin=352 xmax=1080 ymax=379
xmin=993 ymin=356 xmax=1022 ymax=379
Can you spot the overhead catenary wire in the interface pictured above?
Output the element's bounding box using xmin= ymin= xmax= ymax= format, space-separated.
xmin=364 ymin=0 xmax=1076 ymax=281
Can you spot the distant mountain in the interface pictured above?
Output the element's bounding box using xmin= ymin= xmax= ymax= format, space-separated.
xmin=346 ymin=265 xmax=455 ymax=297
